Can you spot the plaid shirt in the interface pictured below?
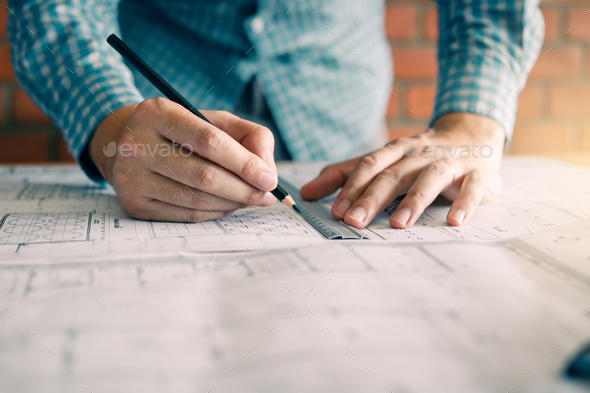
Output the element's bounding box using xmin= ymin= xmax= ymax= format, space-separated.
xmin=8 ymin=0 xmax=543 ymax=181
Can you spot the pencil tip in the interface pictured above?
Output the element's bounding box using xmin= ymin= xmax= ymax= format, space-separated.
xmin=293 ymin=204 xmax=301 ymax=213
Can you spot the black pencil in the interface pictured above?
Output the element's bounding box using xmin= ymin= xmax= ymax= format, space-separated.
xmin=106 ymin=34 xmax=300 ymax=213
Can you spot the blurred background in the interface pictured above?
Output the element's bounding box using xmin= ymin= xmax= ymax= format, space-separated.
xmin=0 ymin=0 xmax=588 ymax=164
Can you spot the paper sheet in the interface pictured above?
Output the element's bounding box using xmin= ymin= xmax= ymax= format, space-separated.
xmin=2 ymin=157 xmax=590 ymax=263
xmin=1 ymin=158 xmax=590 ymax=392
xmin=0 ymin=166 xmax=327 ymax=261
xmin=1 ymin=241 xmax=589 ymax=393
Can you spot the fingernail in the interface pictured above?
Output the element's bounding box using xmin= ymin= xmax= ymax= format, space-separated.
xmin=258 ymin=172 xmax=278 ymax=191
xmin=450 ymin=208 xmax=466 ymax=224
xmin=347 ymin=207 xmax=367 ymax=222
xmin=392 ymin=207 xmax=411 ymax=225
xmin=262 ymin=192 xmax=276 ymax=206
xmin=333 ymin=199 xmax=351 ymax=218
xmin=264 ymin=149 xmax=277 ymax=173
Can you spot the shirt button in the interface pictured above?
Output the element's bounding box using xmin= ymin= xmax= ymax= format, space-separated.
xmin=251 ymin=17 xmax=265 ymax=34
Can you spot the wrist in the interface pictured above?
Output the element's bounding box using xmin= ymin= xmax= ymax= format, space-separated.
xmin=432 ymin=112 xmax=506 ymax=149
xmin=89 ymin=104 xmax=137 ymax=184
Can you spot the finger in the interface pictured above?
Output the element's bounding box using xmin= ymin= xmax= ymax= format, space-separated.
xmin=145 ymin=172 xmax=253 ymax=211
xmin=138 ymin=99 xmax=277 ymax=192
xmin=446 ymin=173 xmax=486 ymax=226
xmin=125 ymin=199 xmax=236 ymax=223
xmin=299 ymin=158 xmax=359 ymax=200
xmin=201 ymin=110 xmax=277 ymax=173
xmin=331 ymin=140 xmax=408 ymax=219
xmin=389 ymin=160 xmax=465 ymax=229
xmin=339 ymin=156 xmax=425 ymax=228
xmin=446 ymin=170 xmax=501 ymax=226
xmin=148 ymin=149 xmax=275 ymax=207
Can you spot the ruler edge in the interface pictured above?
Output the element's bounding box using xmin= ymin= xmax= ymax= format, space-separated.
xmin=278 ymin=177 xmax=366 ymax=240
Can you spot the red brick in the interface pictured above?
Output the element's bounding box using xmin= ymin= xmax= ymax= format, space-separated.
xmin=541 ymin=8 xmax=559 ymax=41
xmin=0 ymin=44 xmax=15 ymax=81
xmin=567 ymin=9 xmax=590 ymax=39
xmin=391 ymin=48 xmax=437 ymax=78
xmin=508 ymin=122 xmax=569 ymax=154
xmin=0 ymin=133 xmax=49 ymax=162
xmin=529 ymin=47 xmax=580 ymax=79
xmin=58 ymin=136 xmax=76 ymax=162
xmin=424 ymin=8 xmax=438 ymax=41
xmin=387 ymin=125 xmax=425 ymax=141
xmin=516 ymin=85 xmax=542 ymax=118
xmin=384 ymin=6 xmax=417 ymax=40
xmin=549 ymin=85 xmax=590 ymax=116
xmin=405 ymin=85 xmax=435 ymax=118
xmin=386 ymin=86 xmax=399 ymax=119
xmin=13 ymin=89 xmax=53 ymax=124
xmin=0 ymin=1 xmax=7 ymax=38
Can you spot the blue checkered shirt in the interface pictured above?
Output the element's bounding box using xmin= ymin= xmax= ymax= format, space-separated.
xmin=8 ymin=0 xmax=543 ymax=181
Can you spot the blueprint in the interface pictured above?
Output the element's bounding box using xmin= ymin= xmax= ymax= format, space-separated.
xmin=1 ymin=158 xmax=590 ymax=392
xmin=0 ymin=241 xmax=589 ymax=393
xmin=0 ymin=165 xmax=327 ymax=262
xmin=2 ymin=158 xmax=590 ymax=263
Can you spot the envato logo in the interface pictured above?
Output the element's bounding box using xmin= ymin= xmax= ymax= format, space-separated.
xmin=103 ymin=141 xmax=193 ymax=158
xmin=403 ymin=141 xmax=494 ymax=159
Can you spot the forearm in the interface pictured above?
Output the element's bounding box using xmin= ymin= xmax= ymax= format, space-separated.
xmin=7 ymin=0 xmax=143 ymax=181
xmin=432 ymin=0 xmax=544 ymax=144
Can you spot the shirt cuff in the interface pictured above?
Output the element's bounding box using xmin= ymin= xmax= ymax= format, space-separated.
xmin=430 ymin=62 xmax=519 ymax=146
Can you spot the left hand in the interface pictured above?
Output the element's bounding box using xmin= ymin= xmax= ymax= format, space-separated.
xmin=300 ymin=113 xmax=505 ymax=229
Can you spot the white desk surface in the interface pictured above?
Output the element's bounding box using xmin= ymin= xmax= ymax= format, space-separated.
xmin=0 ymin=157 xmax=589 ymax=393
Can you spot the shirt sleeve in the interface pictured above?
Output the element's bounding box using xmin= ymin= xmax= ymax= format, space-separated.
xmin=431 ymin=0 xmax=544 ymax=145
xmin=7 ymin=0 xmax=144 ymax=181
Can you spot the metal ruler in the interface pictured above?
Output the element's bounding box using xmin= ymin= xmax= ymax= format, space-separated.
xmin=279 ymin=178 xmax=367 ymax=240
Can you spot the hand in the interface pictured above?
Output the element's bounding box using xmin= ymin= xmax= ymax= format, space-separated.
xmin=89 ymin=98 xmax=278 ymax=222
xmin=300 ymin=113 xmax=505 ymax=229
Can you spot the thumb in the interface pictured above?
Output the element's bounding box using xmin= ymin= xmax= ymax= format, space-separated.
xmin=300 ymin=158 xmax=358 ymax=201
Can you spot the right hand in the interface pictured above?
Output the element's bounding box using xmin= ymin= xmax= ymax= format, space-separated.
xmin=89 ymin=98 xmax=278 ymax=222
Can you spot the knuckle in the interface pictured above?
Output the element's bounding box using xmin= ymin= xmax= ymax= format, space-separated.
xmin=243 ymin=187 xmax=265 ymax=205
xmin=192 ymin=165 xmax=219 ymax=189
xmin=381 ymin=168 xmax=402 ymax=183
xmin=470 ymin=173 xmax=485 ymax=185
xmin=188 ymin=210 xmax=207 ymax=223
xmin=457 ymin=193 xmax=478 ymax=209
xmin=240 ymin=156 xmax=259 ymax=179
xmin=340 ymin=182 xmax=363 ymax=199
xmin=136 ymin=97 xmax=167 ymax=116
xmin=117 ymin=132 xmax=136 ymax=147
xmin=409 ymin=189 xmax=426 ymax=206
xmin=190 ymin=191 xmax=210 ymax=209
xmin=197 ymin=128 xmax=222 ymax=155
xmin=431 ymin=162 xmax=449 ymax=176
xmin=254 ymin=125 xmax=274 ymax=140
xmin=358 ymin=194 xmax=379 ymax=208
xmin=359 ymin=154 xmax=378 ymax=169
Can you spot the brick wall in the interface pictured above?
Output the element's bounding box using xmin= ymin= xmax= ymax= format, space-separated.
xmin=0 ymin=0 xmax=589 ymax=163
xmin=385 ymin=0 xmax=590 ymax=155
